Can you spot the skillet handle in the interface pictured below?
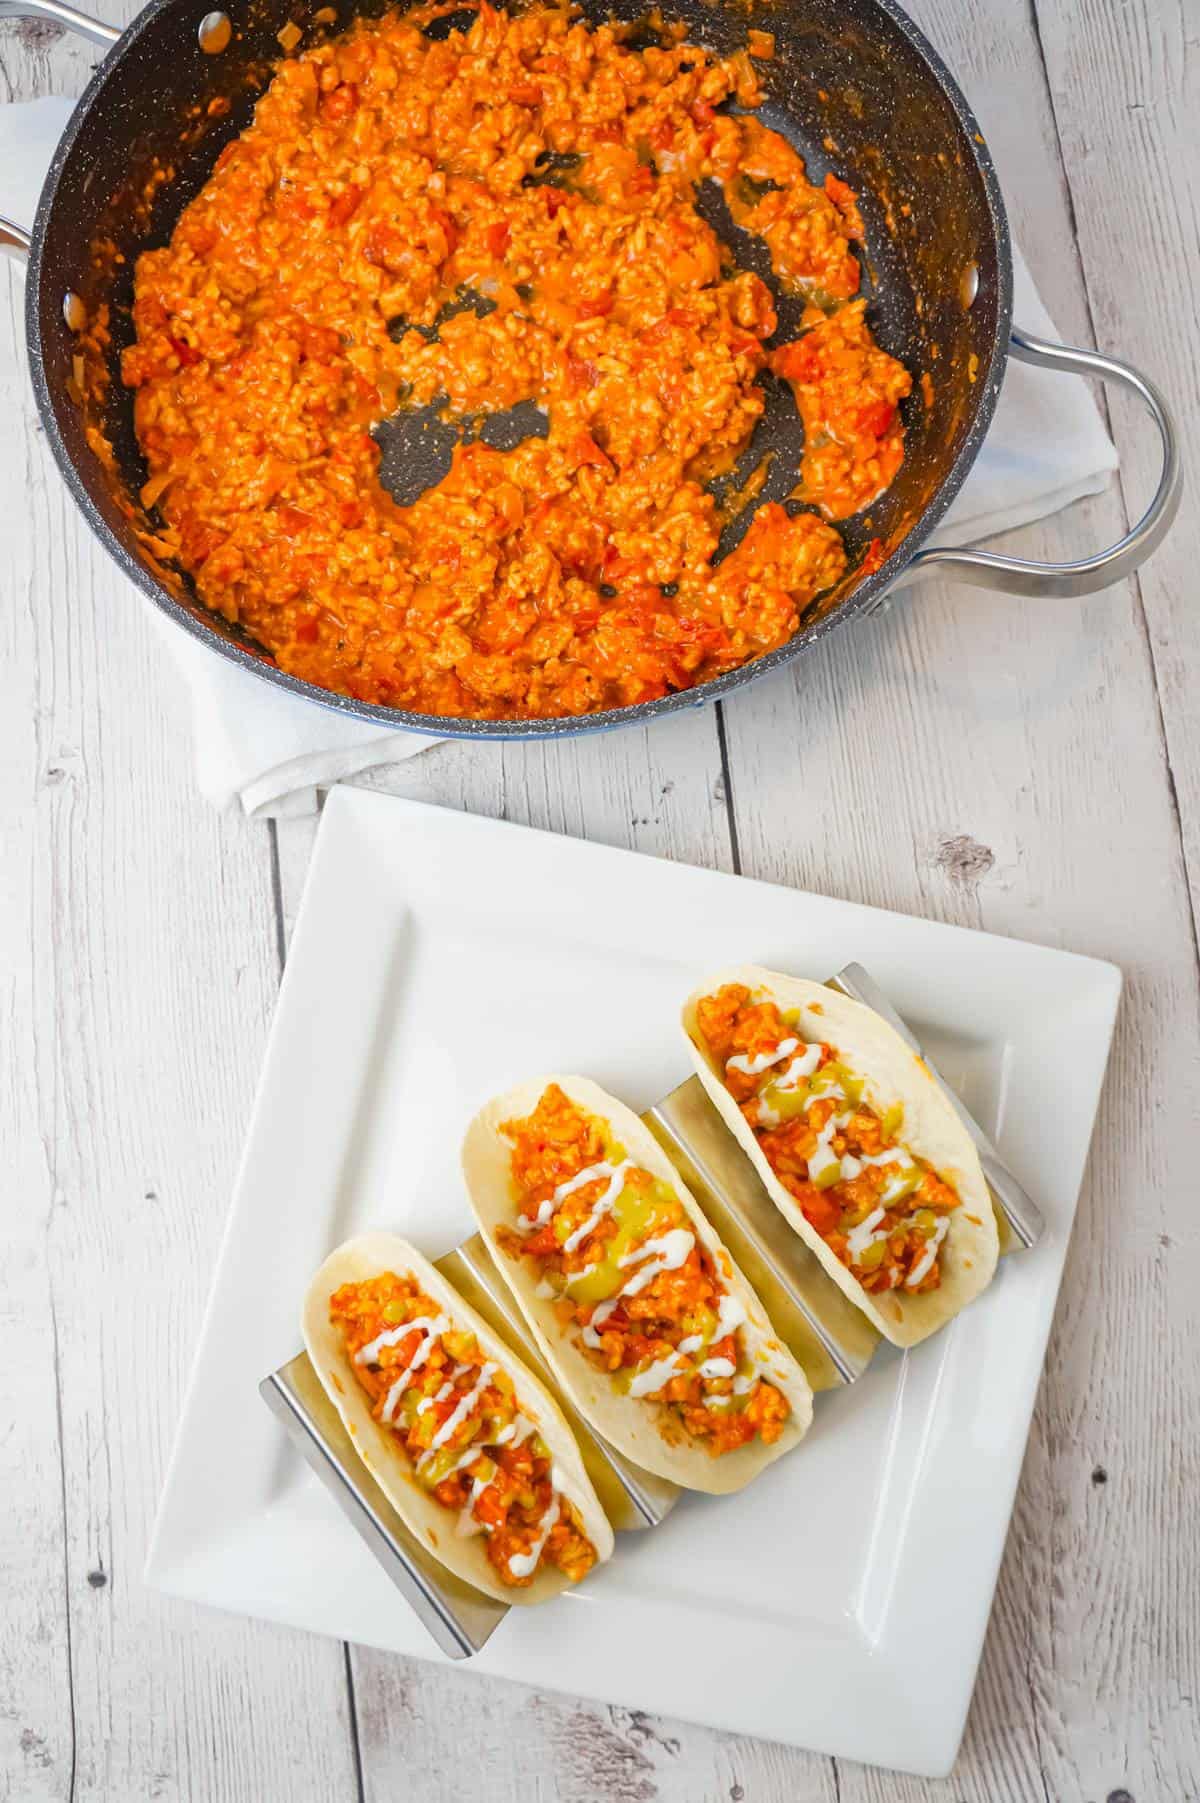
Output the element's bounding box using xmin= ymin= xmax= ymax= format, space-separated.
xmin=1 ymin=217 xmax=32 ymax=262
xmin=909 ymin=326 xmax=1182 ymax=598
xmin=1 ymin=0 xmax=119 ymax=260
xmin=0 ymin=0 xmax=119 ymax=45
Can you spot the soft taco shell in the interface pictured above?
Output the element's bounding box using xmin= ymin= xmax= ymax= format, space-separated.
xmin=302 ymin=1232 xmax=614 ymax=1605
xmin=682 ymin=965 xmax=999 ymax=1348
xmin=461 ymin=1076 xmax=814 ymax=1495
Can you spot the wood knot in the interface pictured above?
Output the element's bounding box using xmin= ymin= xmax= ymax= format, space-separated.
xmin=16 ymin=17 xmax=65 ymax=45
xmin=933 ymin=833 xmax=995 ymax=887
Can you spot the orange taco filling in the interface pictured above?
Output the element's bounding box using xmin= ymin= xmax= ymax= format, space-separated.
xmin=330 ymin=1271 xmax=597 ymax=1587
xmin=694 ymin=985 xmax=960 ymax=1294
xmin=496 ymin=1084 xmax=790 ymax=1455
xmin=120 ymin=1 xmax=913 ymax=720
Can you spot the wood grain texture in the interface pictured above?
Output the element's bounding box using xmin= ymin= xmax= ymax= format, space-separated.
xmin=1 ymin=5 xmax=361 ymax=1784
xmin=5 ymin=0 xmax=1200 ymax=1793
xmin=1032 ymin=0 xmax=1200 ymax=940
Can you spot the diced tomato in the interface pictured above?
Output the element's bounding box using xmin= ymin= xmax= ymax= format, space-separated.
xmin=857 ymin=400 xmax=897 ymax=438
xmin=321 ymin=81 xmax=359 ymax=122
xmin=649 ymin=120 xmax=674 ymax=151
xmin=276 ymin=504 xmax=316 ymax=536
xmin=690 ymin=98 xmax=715 ymax=126
xmin=773 ymin=338 xmax=821 ymax=384
xmin=801 ymin=1187 xmax=843 ymax=1236
xmin=575 ymin=288 xmax=614 ymax=320
xmin=486 ymin=220 xmax=511 ymax=258
xmin=543 ymin=187 xmax=568 ymax=218
xmin=570 ymin=433 xmax=613 ymax=473
xmin=301 ymin=323 xmax=341 ymax=362
xmin=566 ymin=354 xmax=599 ymax=391
xmin=329 ymin=183 xmax=362 ymax=226
xmin=824 ymin=172 xmax=856 ymax=211
xmin=293 ymin=615 xmax=320 ymax=643
xmin=473 ymin=1484 xmax=510 ymax=1530
xmin=168 ymin=336 xmax=202 ymax=368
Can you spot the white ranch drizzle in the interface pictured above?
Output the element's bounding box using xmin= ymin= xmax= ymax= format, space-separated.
xmin=562 ymin=1161 xmax=631 ymax=1253
xmin=419 ymin=1361 xmax=498 ymax=1463
xmin=616 ymin=1227 xmax=695 ymax=1297
xmin=727 ymin=1037 xmax=798 ymax=1077
xmin=846 ymin=1206 xmax=889 ymax=1262
xmin=491 ymin=1413 xmax=536 ymax=1447
xmin=728 ymin=1024 xmax=953 ymax=1289
xmin=355 ymin=1313 xmax=448 ymax=1369
xmin=456 ymin=1473 xmax=490 ymax=1538
xmin=882 ymin=1168 xmax=921 ymax=1206
xmin=506 ymin=1493 xmax=560 ymax=1579
xmin=529 ymin=1141 xmax=758 ymax=1418
xmin=905 ymin=1217 xmax=950 ymax=1289
xmin=581 ymin=1295 xmax=620 ymax=1349
xmin=628 ymin=1352 xmax=686 ymax=1398
xmin=773 ymin=1042 xmax=823 ymax=1090
xmin=807 ymin=1112 xmax=852 ymax=1184
xmin=416 ymin=1378 xmax=454 ymax=1416
xmin=356 ymin=1315 xmax=451 ymax=1424
xmin=601 ymin=1250 xmax=750 ymax=1396
xmin=516 ymin=1158 xmax=630 ymax=1242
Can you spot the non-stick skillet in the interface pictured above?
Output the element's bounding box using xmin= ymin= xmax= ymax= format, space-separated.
xmin=0 ymin=0 xmax=1182 ymax=741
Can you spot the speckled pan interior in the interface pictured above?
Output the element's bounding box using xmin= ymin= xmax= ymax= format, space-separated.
xmin=26 ymin=0 xmax=1012 ymax=739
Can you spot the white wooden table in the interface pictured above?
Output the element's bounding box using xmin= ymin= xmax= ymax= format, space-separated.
xmin=3 ymin=0 xmax=1198 ymax=1794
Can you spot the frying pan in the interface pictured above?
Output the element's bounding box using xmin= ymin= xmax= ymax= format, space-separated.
xmin=0 ymin=0 xmax=1182 ymax=741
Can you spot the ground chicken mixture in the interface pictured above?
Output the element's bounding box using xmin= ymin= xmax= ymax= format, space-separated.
xmin=122 ymin=0 xmax=912 ymax=717
xmin=694 ymin=984 xmax=961 ymax=1294
xmin=330 ymin=1269 xmax=597 ymax=1587
xmin=496 ymin=1082 xmax=791 ymax=1454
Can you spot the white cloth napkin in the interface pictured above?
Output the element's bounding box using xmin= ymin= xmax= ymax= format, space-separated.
xmin=2 ymin=95 xmax=1117 ymax=816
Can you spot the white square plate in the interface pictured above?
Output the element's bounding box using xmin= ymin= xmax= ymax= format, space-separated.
xmin=147 ymin=786 xmax=1120 ymax=1777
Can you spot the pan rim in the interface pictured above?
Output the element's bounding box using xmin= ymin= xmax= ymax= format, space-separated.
xmin=25 ymin=0 xmax=1014 ymax=743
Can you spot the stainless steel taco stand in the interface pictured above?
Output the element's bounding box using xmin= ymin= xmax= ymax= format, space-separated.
xmin=261 ymin=963 xmax=1045 ymax=1656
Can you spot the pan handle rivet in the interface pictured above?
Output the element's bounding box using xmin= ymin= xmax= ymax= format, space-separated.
xmin=198 ymin=9 xmax=232 ymax=52
xmin=62 ymin=291 xmax=87 ymax=332
xmin=960 ymin=261 xmax=979 ymax=310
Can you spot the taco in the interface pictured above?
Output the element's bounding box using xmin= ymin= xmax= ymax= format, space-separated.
xmin=303 ymin=1233 xmax=614 ymax=1604
xmin=461 ymin=1077 xmax=813 ymax=1494
xmin=683 ymin=966 xmax=999 ymax=1346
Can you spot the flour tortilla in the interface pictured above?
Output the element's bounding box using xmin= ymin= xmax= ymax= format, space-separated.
xmin=461 ymin=1076 xmax=814 ymax=1495
xmin=303 ymin=1232 xmax=614 ymax=1604
xmin=683 ymin=965 xmax=999 ymax=1347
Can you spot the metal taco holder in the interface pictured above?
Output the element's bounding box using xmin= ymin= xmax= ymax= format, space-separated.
xmin=261 ymin=962 xmax=1044 ymax=1657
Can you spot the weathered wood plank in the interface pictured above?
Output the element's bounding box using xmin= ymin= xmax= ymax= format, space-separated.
xmin=721 ymin=0 xmax=1200 ymax=1793
xmin=2 ymin=142 xmax=360 ymax=1803
xmin=0 ymin=263 xmax=74 ymax=1803
xmin=6 ymin=0 xmax=1198 ymax=1788
xmin=1032 ymin=0 xmax=1200 ymax=942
